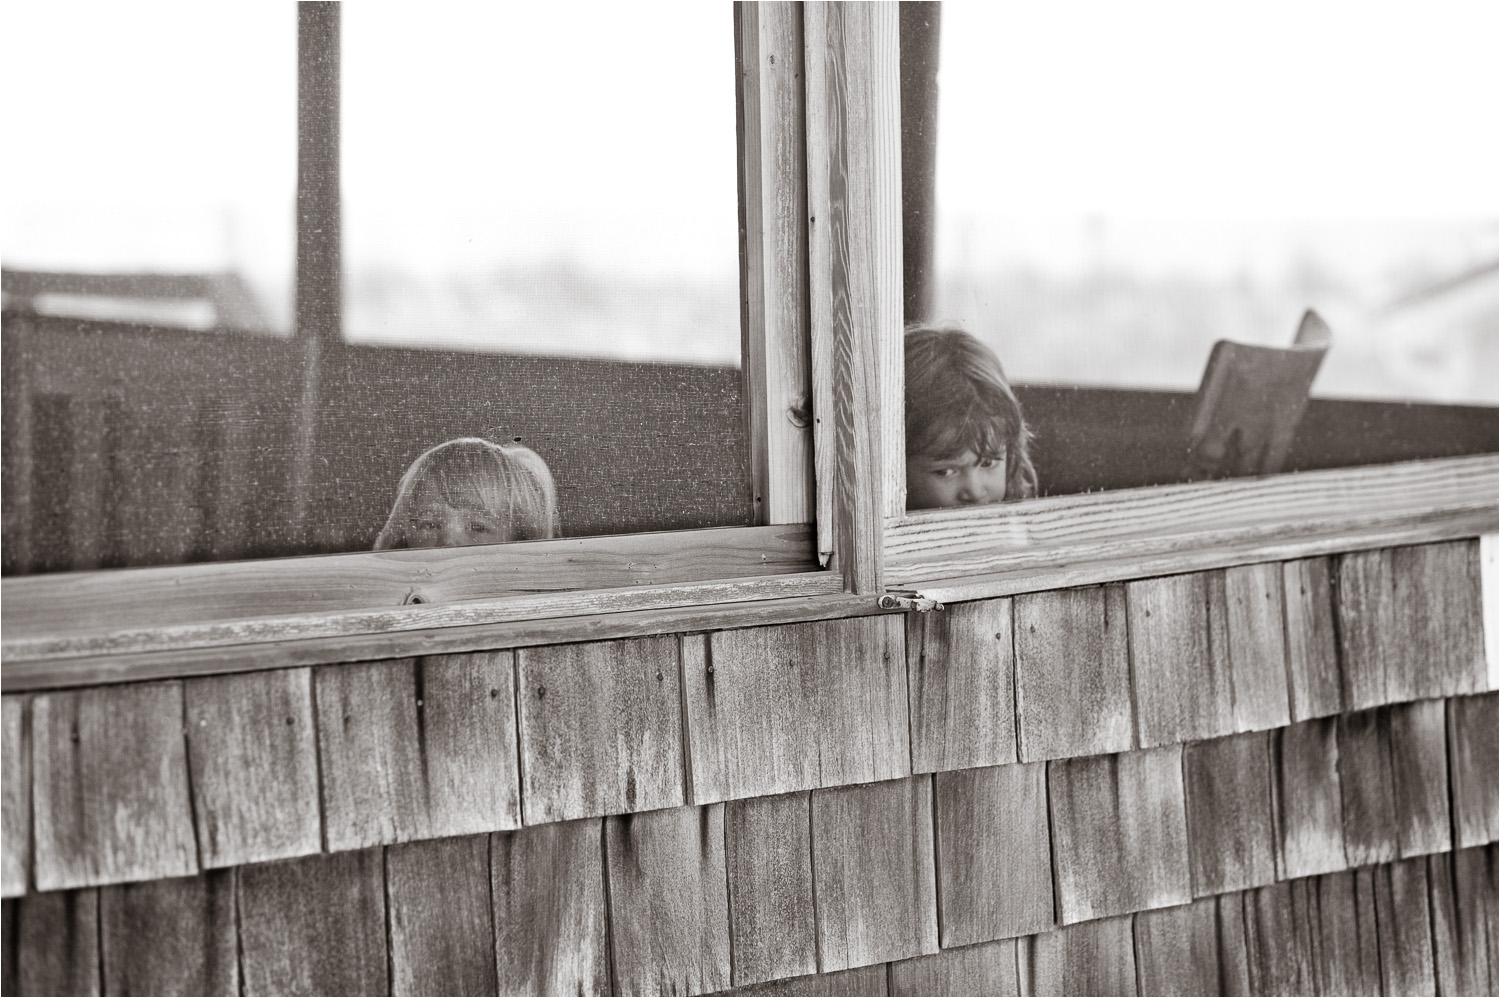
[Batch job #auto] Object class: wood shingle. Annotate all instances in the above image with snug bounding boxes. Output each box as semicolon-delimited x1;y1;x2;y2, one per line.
605;804;732;997
1049;746;1191;923
682;617;909;804
932;762;1053;945
907;599;1017;773
811;776;939;971
31;682;197;891
1013;585;1133;763
492;818;609;996
724;791;818;987
183;667;321;868
518;636;684;823
1182;731;1277;896
386;834;498;997
99;871;238;997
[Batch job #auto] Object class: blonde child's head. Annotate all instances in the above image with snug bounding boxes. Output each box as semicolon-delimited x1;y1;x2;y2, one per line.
904;324;1037;509
374;437;560;550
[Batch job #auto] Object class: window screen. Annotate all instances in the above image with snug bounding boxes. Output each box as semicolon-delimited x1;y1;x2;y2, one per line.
2;3;750;575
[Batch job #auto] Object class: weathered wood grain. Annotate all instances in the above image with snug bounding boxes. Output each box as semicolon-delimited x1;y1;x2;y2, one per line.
1182;731;1277;896
2;697;29;896
604;803;731;997
3;524;825;657
1243;879;1318;997
238;848;388;997
1339;541;1487;710
811;776;938;971
682;616;908;804
804;0;901;592
1013;585;1133;762
736;1;814;528
724;791;817;987
31;682;197;890
1132;898;1221;997
1428;847;1499;997
386;834;496;997
15;889;99;996
907;599;1017;773
1483;533;1497;688
1373;856;1438;996
9;589;880;695
492;818;609;996
518;636;683;823
99;870;237;996
889;938;1019;996
1271;716;1346;879
885;453;1499;587
1282;557;1343;720
1218;563;1293;731
1387;698;1451;857
1020;915;1137;997
933;763;1053;945
183;667;320;868
316;652;522;849
1393;540;1487;700
1213;891;1252;997
714;963;888;996
2;898;14;996
1337;706;1400;867
1448;692;1500;847
1048;745;1191;923
1127;573;1232;747
1310;867;1382;997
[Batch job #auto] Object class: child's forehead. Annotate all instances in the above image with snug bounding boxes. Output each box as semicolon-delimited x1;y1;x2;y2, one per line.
912;448;1005;467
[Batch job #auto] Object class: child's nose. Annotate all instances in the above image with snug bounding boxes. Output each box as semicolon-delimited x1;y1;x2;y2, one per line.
956;470;987;503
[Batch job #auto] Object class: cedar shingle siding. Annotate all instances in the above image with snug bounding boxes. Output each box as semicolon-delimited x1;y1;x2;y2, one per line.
2;539;1495;995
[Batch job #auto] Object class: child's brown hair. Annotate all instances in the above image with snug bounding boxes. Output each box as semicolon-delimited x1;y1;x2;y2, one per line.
904;324;1037;499
374;437;560;549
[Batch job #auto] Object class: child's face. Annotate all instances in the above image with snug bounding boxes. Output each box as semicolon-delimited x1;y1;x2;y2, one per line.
906;450;1009;509
406;483;514;548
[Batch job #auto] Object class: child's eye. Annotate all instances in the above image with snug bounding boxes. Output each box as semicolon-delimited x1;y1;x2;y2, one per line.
413;519;441;532
932;468;958;479
978;457;1003;469
469;521;493;534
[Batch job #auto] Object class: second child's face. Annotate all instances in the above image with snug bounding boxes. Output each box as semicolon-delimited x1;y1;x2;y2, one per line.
906;450;1009;509
407;485;512;548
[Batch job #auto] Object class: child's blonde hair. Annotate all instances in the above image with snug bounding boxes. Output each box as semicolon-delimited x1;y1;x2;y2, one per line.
904;324;1038;499
374;437;560;549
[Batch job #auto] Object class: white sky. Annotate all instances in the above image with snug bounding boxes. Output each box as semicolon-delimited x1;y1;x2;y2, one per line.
935;0;1499;283
2;1;1496;295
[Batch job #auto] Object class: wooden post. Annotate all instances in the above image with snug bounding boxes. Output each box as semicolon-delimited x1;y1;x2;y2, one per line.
899;2;940;325
806;2;903;592
735;2;814;528
289;2;341;547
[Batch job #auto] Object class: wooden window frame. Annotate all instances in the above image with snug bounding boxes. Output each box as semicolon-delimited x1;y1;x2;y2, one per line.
4;2;1496;692
1;2;892;690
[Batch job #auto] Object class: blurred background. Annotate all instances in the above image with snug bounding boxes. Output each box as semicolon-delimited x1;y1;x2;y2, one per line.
933;1;1498;405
